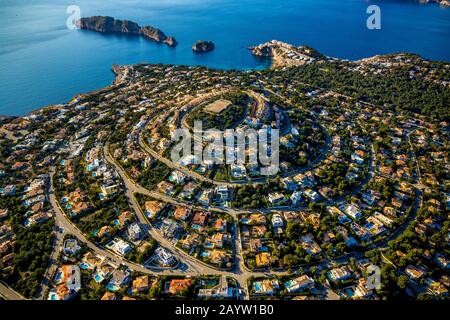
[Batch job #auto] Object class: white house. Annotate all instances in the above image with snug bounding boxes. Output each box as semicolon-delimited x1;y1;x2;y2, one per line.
290;191;303;205
268;193;285;205
271;214;284;228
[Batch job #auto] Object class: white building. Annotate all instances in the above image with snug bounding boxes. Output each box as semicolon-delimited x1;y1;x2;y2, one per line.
290;191;303;205
271;214;284;228
268;193;285;205
106;238;132;256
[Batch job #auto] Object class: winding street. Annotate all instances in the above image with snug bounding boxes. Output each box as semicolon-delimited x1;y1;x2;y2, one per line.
103;143;255;298
27;134;421;301
142;89;330;187
24;92;423;301
0;281;26;300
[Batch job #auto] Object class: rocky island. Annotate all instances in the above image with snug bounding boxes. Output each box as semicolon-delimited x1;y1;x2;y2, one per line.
192;40;215;53
0;37;449;302
76;16;177;47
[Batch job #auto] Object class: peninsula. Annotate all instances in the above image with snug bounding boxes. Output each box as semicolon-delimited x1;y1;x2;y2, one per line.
250;40;326;68
0;40;448;303
76;16;178;47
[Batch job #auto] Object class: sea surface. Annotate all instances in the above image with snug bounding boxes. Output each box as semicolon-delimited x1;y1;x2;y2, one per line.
0;0;449;116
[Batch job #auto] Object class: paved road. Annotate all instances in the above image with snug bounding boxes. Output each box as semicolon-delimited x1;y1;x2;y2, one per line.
103;139;391;297
37;137;421;302
104;143;272;297
143;89;331;187
31;93;422;301
0;281;26;300
103;143;256;296
48;168;191;276
34;222;64;300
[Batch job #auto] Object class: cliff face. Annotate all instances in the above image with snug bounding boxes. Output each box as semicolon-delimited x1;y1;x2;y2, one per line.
76;16;177;47
140;26;177;46
192;41;215;53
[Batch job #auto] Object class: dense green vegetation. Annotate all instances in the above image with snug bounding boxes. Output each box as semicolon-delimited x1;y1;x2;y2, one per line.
265;61;450;122
0;196;54;298
186;91;249;130
126;238;157;264
138;161;171;190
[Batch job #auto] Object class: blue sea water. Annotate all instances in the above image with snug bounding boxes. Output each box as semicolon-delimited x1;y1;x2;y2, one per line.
0;0;449;116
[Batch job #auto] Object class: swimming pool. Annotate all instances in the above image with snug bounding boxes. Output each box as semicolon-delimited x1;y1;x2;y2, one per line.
365;223;374;229
54;271;62;283
106;283;119;292
240;218;249;224
48;292;58;301
284;280;295;289
94;273;104;283
253;282;262;292
79;262;90;270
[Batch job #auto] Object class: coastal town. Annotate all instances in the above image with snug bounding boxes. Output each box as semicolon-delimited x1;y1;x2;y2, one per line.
0;40;448;301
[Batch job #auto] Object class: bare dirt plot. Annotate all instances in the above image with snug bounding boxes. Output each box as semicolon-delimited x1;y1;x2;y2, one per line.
204;99;232;114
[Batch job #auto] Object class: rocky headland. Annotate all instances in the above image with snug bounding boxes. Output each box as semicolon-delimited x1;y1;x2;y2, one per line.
76;16;177;47
250;40;326;68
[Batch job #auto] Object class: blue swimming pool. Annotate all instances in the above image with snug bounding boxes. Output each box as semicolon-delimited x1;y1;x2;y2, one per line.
106;283;119;291
253;282;262;292
48;292;58;301
94;274;104;283
284;280;295;288
204;242;214;249
79;262;90;270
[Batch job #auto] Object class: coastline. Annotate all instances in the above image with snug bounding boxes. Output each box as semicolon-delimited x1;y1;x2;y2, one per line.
2;0;450;118
2;44;449;119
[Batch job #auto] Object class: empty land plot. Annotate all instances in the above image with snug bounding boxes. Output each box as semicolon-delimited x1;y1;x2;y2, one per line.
204;99;232;114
